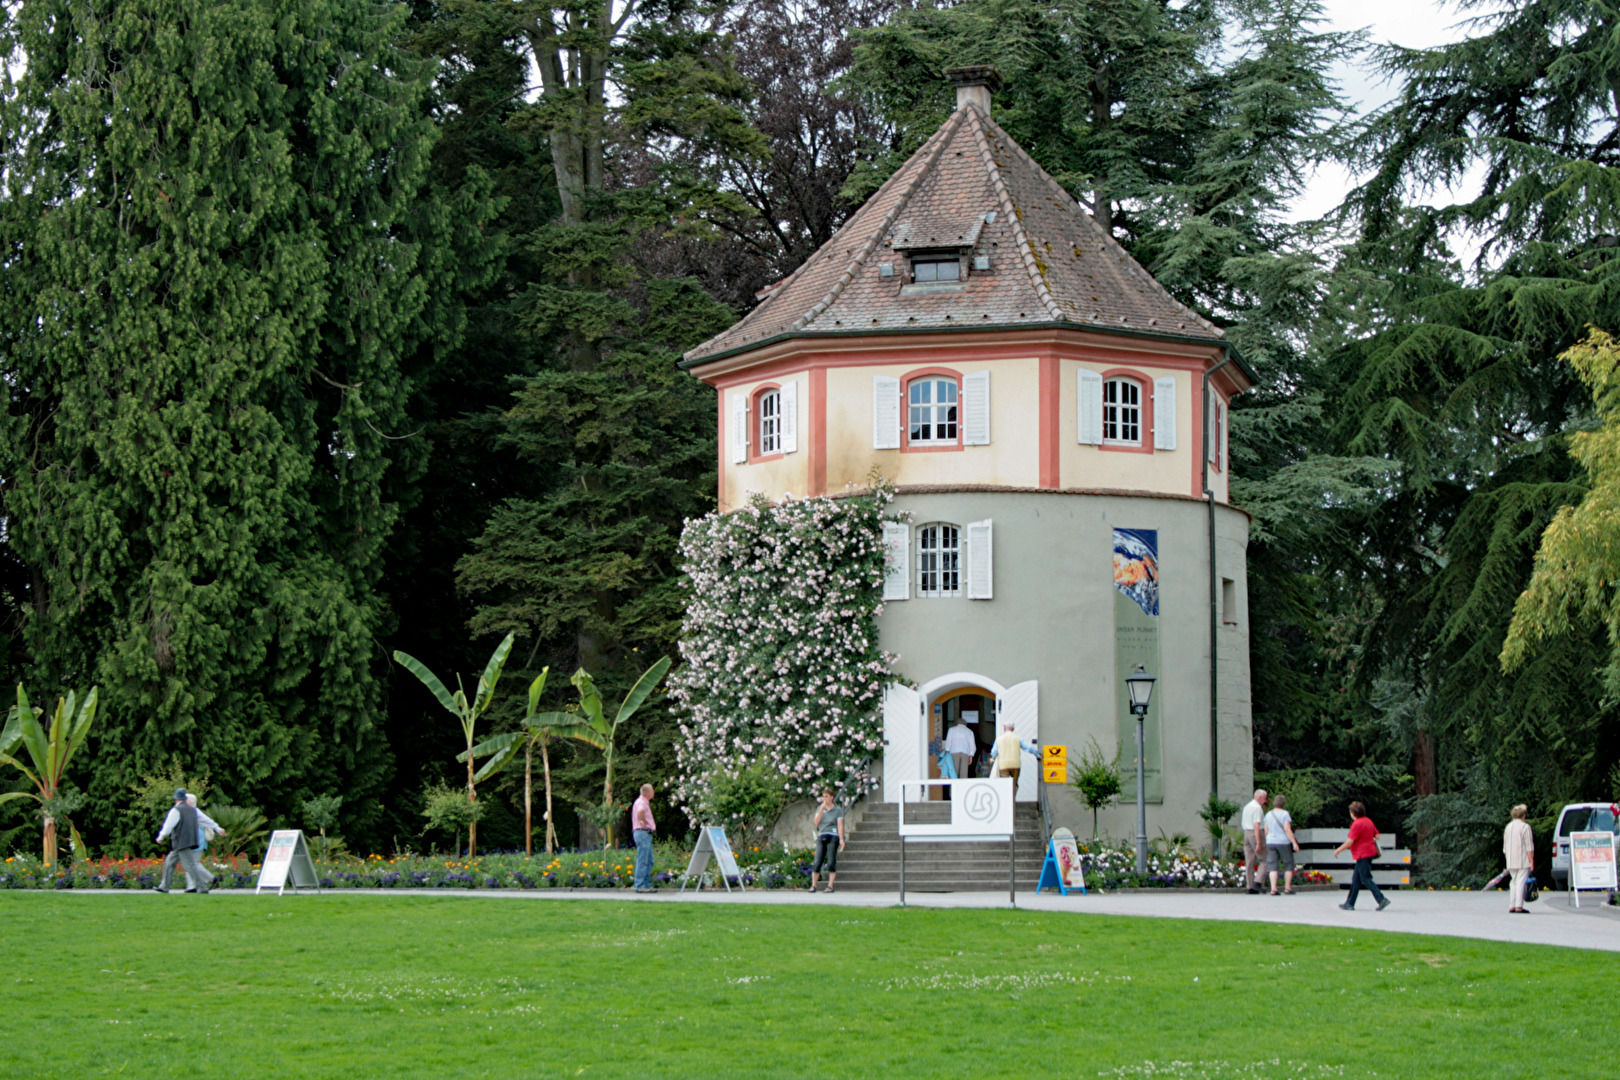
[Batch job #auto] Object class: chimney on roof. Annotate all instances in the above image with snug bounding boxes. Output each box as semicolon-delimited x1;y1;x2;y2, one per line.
946;65;1002;113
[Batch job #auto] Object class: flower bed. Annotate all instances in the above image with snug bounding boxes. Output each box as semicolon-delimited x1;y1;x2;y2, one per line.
1072;842;1331;890
0;845;817;891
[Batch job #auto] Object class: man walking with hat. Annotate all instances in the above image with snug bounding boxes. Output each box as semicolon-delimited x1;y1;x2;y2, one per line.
155;788;224;894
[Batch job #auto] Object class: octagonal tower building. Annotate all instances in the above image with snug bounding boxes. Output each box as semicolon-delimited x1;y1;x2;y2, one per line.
678;67;1255;840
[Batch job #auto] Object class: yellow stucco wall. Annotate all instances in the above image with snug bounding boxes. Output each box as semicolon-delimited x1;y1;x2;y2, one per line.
824;358;1041;490
1057;361;1228;500
722;371;810;510
720;356;1232;506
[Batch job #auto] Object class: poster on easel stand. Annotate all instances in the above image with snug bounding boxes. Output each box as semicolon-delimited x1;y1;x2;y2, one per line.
680;826;745;892
1570;831;1617;907
1036;828;1086;896
255;830;321;895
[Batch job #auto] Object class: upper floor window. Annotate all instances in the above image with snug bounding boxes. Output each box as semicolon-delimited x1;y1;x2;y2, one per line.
1103;378;1141;445
912;255;961;282
909;377;958;444
917;523;961;597
758;389;781;455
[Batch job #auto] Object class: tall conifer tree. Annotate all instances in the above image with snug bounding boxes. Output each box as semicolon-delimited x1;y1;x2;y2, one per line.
0;0;495;849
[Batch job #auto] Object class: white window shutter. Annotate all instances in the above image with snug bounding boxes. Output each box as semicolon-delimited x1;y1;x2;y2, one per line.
1077;369;1103;445
873;375;901;449
730;392;748;464
965;518;993;599
1207;393;1218;464
1218;401;1228;471
1153;377;1177;450
963;370;990;445
780;379;798;454
881;522;910;601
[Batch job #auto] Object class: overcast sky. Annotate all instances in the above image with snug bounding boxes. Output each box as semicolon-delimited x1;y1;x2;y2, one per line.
1287;0;1489;222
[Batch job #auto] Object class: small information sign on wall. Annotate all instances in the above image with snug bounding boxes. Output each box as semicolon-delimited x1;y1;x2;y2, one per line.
255;830;320;895
1042;745;1067;784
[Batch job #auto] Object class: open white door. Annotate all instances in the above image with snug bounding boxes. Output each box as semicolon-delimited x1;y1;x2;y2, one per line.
1000;680;1039;802
882;682;923;803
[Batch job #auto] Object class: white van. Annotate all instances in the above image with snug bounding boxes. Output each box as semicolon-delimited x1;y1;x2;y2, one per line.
1552;802;1619;889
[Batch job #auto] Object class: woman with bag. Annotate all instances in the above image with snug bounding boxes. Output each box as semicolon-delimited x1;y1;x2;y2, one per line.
1264;794;1300;895
1503;804;1534;914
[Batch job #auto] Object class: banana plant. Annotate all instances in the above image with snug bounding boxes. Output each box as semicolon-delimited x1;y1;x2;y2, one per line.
558;656;671;849
459;667;566;857
393;633;514;856
0;683;98;867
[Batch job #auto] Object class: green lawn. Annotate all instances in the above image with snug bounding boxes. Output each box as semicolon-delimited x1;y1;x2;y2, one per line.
1;894;1612;1079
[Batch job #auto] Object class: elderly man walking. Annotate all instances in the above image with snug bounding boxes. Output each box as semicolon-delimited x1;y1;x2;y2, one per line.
1503;804;1535;914
988;723;1039;784
1240;789;1268;894
631;784;657;893
155;789;223;895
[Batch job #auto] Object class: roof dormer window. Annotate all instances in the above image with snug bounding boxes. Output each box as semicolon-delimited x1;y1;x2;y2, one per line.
912;255;961;283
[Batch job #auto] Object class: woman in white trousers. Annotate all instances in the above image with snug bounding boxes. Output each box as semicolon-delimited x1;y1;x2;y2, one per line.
1503;804;1534;914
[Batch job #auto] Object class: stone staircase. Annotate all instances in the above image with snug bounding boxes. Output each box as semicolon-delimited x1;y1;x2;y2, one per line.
829;800;1048;892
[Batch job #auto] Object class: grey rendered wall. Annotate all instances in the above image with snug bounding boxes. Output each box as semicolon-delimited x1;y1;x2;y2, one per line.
877;490;1252;845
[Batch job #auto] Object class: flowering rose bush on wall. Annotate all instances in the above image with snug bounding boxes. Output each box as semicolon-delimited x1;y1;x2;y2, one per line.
670;485;899;822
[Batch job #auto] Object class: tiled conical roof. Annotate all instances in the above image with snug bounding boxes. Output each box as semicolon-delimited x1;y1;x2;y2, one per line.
682;101;1223;366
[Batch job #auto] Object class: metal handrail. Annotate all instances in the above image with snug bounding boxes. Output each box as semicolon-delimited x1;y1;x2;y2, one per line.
1037;769;1053;844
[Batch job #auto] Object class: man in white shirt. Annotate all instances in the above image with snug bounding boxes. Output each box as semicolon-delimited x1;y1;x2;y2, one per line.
1240;789;1268;894
944;720;977;779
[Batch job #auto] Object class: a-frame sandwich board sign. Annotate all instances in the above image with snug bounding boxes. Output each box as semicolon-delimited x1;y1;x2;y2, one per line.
1036;829;1087;896
680;826;745;892
255;830;321;895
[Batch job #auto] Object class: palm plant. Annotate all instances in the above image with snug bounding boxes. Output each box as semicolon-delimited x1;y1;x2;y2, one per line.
459;667;567;856
0;683;98;866
1198;792;1241;859
393;632;515;856
207;804;269;860
550;657;671;849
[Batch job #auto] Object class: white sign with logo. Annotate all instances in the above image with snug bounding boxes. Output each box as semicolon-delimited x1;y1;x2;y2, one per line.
898;778;1014;839
254;830;321;895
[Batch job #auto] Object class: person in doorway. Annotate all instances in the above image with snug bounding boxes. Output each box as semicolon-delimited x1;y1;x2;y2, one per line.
631;784;657;893
1503;804;1534;914
1334;801;1389;911
945;719;976;781
988;724;1038;783
808;789;845;893
1264;794;1300;895
155;789;223;895
1240;789;1268;894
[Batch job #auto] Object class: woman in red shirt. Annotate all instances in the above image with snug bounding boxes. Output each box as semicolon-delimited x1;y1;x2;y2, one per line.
1333;801;1390;911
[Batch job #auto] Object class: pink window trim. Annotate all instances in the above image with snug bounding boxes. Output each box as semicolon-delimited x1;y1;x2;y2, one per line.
901;367;964;454
747;382;784;465
1096;368;1154;456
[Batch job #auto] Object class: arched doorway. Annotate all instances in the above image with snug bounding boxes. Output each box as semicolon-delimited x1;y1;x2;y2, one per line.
926;686;998;798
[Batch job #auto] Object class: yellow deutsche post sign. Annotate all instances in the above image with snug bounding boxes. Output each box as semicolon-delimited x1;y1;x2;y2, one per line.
1042;745;1067;784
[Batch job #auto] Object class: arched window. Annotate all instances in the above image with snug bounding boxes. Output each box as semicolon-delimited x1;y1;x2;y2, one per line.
758;388;781;455
916;523;961;597
1103;377;1141;445
908;376;959;445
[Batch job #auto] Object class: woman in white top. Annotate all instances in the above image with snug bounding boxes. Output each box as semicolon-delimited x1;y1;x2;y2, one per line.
1264;794;1301;895
1503;804;1534;914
